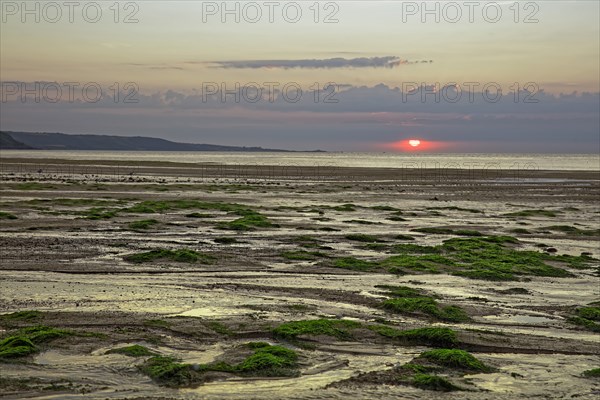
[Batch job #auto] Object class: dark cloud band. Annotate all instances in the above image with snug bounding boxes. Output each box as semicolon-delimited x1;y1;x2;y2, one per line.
207;57;432;69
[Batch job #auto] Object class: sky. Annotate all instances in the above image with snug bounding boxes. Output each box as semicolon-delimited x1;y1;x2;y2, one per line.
1;0;599;152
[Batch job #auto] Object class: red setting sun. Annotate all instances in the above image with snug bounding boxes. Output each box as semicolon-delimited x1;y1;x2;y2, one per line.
396;138;428;151
376;139;450;152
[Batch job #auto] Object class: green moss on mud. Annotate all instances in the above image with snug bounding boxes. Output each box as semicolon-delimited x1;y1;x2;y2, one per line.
382;298;469;322
418;349;493;372
412;374;462;391
412;227;482;236
140;343;299;387
568;306;600;332
345;234;381;243
217;211;275;231
582;368;600;378
124;249;215;264
273;319;361;340
214;237;238;244
0;326;73;359
128;219;159;230
328;235;572;281
0;311;43;322
504;209;560;218
0;211;17;219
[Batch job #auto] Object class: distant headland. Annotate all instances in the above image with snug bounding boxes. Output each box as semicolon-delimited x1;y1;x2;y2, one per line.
0;131;324;152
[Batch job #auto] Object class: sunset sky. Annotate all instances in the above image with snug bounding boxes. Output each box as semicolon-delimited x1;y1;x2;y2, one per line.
1;0;599;152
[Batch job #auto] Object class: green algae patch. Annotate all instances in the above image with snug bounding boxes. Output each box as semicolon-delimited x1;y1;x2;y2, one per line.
363;243;389;251
186;212;214;219
127;200;248;214
412;374;462;391
343;220;380;225
273;319;361;340
442;237;572;280
376;285;469;322
207;321;232;336
387;215;408;222
140;343;300;387
144;319;170;328
390;244;441;254
127;219;159;231
379;254;455;274
124;249;216;264
332;203;357;212
328;235;580;281
375;285;423;298
333;257;378;271
0;211;17;220
236;344;299;376
576;307;600;321
412;227;482;236
83;207;119;220
426;206;483;214
418;349;493;372
395;234;415;241
568;306;600;332
504;209;560;218
139;356;199;387
382;298;469;322
281;250;328;261
126;200;276;230
214;237;238;244
345;234;381;243
0;311;43;322
551;253;599;269
107;344;157;357
331;332;494;391
18;326;73;344
541;225;600;236
291;235;320;248
0;336;37;358
216;211;275;231
372;205;401;212
0;326;73;359
582;368;600;378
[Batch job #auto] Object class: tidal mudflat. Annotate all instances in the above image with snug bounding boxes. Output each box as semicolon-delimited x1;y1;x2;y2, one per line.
0;157;599;399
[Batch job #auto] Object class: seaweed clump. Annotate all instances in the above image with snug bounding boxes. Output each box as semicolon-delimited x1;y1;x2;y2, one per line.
139;343;299;387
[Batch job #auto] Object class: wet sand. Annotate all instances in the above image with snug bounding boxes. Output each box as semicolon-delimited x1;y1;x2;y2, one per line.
0;158;599;399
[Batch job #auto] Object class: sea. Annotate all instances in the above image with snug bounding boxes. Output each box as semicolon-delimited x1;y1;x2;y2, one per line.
0;151;598;171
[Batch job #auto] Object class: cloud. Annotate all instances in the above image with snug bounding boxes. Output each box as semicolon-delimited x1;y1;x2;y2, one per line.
124;63;185;71
203;56;432;69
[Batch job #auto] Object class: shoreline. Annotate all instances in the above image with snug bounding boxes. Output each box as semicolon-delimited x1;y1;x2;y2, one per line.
1;157;599;180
